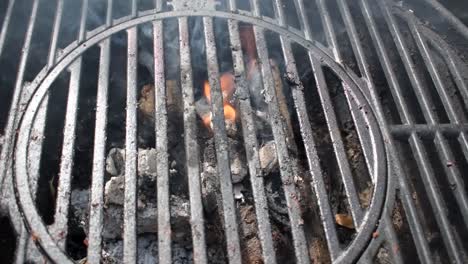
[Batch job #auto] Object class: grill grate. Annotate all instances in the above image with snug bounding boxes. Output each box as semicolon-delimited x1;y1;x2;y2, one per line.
0;0;467;263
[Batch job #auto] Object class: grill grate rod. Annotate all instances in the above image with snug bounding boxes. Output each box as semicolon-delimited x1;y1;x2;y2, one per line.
296;0;364;227
123;27;139;263
316;0;375;180
51;0;90;248
154;19;172;264
0;0;15;57
204;16;243;264
87;38;111;264
390;124;468;136
379;0;468;234
51;58;82;249
417;26;468;160
406;12;468;186
0;0;39;193
361;0;465;262
179;16;209;264
337;1;433;262
227;1;277;263
87;2;113;262
276;0;343;259
253;26;310;264
250;2;311;263
47;0;64;68
315;0;403;262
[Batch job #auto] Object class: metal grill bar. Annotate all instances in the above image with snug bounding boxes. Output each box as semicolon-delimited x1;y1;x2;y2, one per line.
273;0;341;259
227;2;277;262
47;0;64;68
51;0;90;246
379;0;468;231
52;58;82;249
155;0;163;12
419;26;468;160
284;39;342;258
87;2;113;261
153;19;172;263
381;213;404;264
179;16;208;264
78;0;89;43
0;0;38;190
319;1;401;262
250;3;310;263
291;2;346;258
316;0;375;178
106;0;113;27
15;77;50;264
0;0;14;57
15;227;28;264
203;17;242;264
131;0;138;18
408;14;468;157
423;0;468;40
296;0;364;227
390;124;468;136
253;27;310;264
87;38;111;264
406;14;468;175
337;2;434;262
123;27;139;263
360;0;464;262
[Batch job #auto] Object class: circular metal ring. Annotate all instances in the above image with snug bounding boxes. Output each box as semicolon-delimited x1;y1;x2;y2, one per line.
13;10;387;263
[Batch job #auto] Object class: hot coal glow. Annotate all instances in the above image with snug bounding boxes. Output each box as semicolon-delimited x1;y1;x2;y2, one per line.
202;72;237;128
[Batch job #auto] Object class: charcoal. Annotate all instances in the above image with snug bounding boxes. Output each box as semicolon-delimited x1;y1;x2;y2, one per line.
259;140;279;175
100;194;190;241
101;234;193;264
106;148;158;178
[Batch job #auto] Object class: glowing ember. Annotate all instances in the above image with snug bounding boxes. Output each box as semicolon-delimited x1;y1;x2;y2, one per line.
202;73;237;128
203;73;235;103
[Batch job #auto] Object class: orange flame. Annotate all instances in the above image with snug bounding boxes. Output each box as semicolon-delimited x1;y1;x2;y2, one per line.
203;73;235;103
203;73;237;128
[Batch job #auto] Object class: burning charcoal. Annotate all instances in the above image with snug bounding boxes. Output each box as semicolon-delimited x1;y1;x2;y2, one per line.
104;176;125;206
138;149;158;177
101;195;190;241
138;80;183;123
239;205;263;264
259;141;279;175
266;178;290;226
106;148;124;176
229;138;248;184
196;95;238;137
196;72;239;137
138;84;155;120
70;189;90;233
230;158;247;183
102;235;193;264
195;97;212;128
166;80;183;114
105;148;158;178
201;164;219;213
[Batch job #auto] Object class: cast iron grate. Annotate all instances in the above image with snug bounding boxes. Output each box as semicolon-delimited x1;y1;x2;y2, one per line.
0;0;467;263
